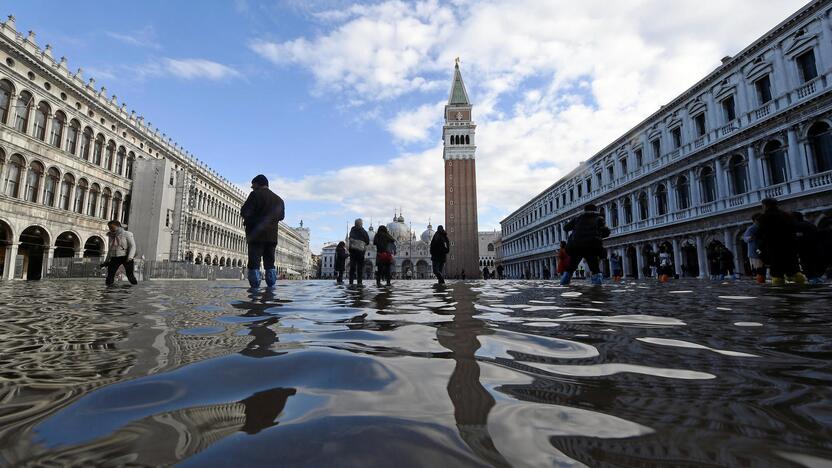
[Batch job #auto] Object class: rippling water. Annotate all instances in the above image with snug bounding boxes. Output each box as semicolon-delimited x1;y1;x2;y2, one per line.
1;279;831;467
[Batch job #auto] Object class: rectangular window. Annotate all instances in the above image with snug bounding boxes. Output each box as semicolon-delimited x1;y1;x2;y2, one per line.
755;75;772;104
577;184;582;197
596;172;602;186
586;178;592;193
569;189;574;202
607;166;614;181
651;139;661;158
722;96;736;122
165;210;171;227
634;149;643;167
796;50;818;82
694;113;706;136
620;158;628;175
671;127;682;148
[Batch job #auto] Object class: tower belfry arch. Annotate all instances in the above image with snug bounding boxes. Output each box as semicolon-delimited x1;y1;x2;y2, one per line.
442;61;479;278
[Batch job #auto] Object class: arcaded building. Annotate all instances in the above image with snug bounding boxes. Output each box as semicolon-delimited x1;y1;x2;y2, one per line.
500;0;832;279
0;15;309;280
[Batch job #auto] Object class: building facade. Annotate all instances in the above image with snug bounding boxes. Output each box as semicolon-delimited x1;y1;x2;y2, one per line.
478;231;498;270
500;1;832;279
0;15;308;280
444;61;480;278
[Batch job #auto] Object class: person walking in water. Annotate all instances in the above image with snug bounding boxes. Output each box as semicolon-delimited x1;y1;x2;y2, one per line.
103;220;138;286
373;224;396;287
560;204;611;286
430;225;450;285
241;174;285;289
743;213;765;283
334;241;348;285
718;246;736;280
658;245;673;282
348;219;369;286
757;198;805;285
610;252;623;281
556;241;570;277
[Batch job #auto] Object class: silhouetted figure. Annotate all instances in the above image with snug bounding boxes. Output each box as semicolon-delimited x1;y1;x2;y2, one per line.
561;204;610;285
743;213;765;283
757;198;805;285
430;225;450;285
348;219;369;286
496;264;504;279
373;225;396;287
335;241;348;285
241;174;285;289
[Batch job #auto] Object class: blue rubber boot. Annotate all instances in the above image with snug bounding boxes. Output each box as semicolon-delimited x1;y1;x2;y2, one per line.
265;268;277;288
247;268;262;289
590;273;603;285
559;271;572;286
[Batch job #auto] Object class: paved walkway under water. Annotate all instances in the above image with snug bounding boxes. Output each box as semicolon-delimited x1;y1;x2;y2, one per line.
0;279;830;467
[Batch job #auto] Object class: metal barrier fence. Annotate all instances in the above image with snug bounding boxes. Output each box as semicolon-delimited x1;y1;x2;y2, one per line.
46;258;245;281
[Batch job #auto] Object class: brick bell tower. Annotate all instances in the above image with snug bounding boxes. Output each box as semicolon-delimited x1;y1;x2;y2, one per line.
443;60;479;279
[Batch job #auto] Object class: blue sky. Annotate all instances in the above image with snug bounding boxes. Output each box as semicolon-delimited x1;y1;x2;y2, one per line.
5;0;808;251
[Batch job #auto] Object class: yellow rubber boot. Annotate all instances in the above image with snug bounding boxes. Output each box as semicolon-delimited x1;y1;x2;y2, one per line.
771;276;785;285
788;272;807;284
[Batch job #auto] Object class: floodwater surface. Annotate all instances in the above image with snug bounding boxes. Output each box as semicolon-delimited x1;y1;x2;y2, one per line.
0;279;831;467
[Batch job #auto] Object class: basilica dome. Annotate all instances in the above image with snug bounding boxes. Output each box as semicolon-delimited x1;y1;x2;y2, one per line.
421;223;434;243
386;214;412;243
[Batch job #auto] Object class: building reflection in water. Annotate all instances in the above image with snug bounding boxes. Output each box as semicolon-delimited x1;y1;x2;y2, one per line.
435;283;511;467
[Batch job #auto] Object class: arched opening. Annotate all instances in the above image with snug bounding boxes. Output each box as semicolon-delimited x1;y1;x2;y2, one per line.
637;191;649;220
735;229;751;276
681;241;699;277
125;153;135;180
676;175;690;209
642;244;655;277
54;231;78;258
416;260;429;279
465;135;470;144
195;253;203;265
4;153;24;198
92;134;104;165
50;110;65;148
14;90;33;133
74;178;88;214
401;259;413;279
623;198;633;224
80;127;93;160
610;202;619;227
763;140;788;185
43;167;59;207
87;183;100;217
83;236;104;258
0;219;13;278
59;173;74;210
212;256;219;266
706;239;725;277
204;254;212;265
100;187;111;219
116;146;126;176
112;191;122;221
728;154;748;195
0;79;13;124
66;119;80;155
700;166;716;203
808;121;832;173
24;160;44;203
18;226;49;280
33;101;50;140
626;246;638;279
655;184;668;215
104;140;116;171
185;251;194;262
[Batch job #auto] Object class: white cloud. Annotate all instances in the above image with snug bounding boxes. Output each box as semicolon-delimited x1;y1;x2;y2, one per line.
162;58;241;80
252;0;808;250
105;26;161;50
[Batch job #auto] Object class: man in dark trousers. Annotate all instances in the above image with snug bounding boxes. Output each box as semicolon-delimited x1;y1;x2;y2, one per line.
348;219;370;285
430;225;450;285
560;203;611;286
757;198;804;285
103;220;138;286
241;174;285;289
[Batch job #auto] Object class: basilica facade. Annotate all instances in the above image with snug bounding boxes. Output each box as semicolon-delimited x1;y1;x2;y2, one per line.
501;0;832;279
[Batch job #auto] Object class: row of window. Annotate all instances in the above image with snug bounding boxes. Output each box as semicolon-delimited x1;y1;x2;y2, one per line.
0;149;129;222
187;219;246;253
504;47;824;235
184;252;244;267
0;79;136;179
503;121;832;256
192;189;243;229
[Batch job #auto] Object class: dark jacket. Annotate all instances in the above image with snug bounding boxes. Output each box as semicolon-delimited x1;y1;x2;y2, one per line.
241;187;285;243
794;219;820;253
564;210;610;248
348;226;370;252
373;229;397;255
757;208;797;261
335;244;348;271
430;231;450;261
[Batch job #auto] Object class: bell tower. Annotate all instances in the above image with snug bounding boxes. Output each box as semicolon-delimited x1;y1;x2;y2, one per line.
443;60;479;279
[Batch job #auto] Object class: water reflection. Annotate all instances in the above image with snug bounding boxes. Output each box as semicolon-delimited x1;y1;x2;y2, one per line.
0;280;830;466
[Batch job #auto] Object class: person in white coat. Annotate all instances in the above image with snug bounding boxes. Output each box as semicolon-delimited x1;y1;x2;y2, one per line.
103;220;138;286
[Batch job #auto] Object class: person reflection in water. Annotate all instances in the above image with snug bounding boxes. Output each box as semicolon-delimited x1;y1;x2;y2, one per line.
231;288;286;358
240;387;297;435
436;283;510;467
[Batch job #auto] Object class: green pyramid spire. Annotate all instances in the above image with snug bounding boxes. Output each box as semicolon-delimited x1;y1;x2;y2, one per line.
448;61;470;106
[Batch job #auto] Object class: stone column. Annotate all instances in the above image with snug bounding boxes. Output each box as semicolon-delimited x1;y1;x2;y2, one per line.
43;247;53;278
635;244;645;278
787;127;806;179
617;200;625;225
723;229;737;274
689;168;700;206
43;113;53;143
672;238;682;276
696;235;707;279
715;157;728;202
668;177;678;212
3;243;19;280
5;93;17;128
747;145;761;191
816;11;832;73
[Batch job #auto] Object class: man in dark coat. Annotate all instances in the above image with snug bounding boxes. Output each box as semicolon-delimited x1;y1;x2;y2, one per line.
430;225;450;285
757;198;804;285
793;211;823;284
241;174;285;288
348;219;370;285
561;203;611;285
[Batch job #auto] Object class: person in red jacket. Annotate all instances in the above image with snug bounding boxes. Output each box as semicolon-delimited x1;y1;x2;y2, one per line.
556;241;570;275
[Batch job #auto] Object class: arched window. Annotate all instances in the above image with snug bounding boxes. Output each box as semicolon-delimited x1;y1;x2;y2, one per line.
74;179;88;214
729;154;748;195
116;146;126;175
763;141;788;185
33;101;49;140
638;191;649;220
676;175;690;209
623;198;633;224
24;160;44;203
66;119;80;155
14;91;33;133
0;79;13;124
93;135;104;165
79;127;93;160
50;110;65;147
700;166;716;203
125;153;135;180
59;173;74;210
88;183;100;217
4;154;24;197
808;121;832;173
487;243;494;251
100;187;111;219
465;135;470;144
610;202;619;227
112;191;122;220
655;184;668;215
104;140;115;171
43;167;59;207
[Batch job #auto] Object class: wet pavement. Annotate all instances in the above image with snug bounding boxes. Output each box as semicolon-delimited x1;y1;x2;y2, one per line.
0;278;831;467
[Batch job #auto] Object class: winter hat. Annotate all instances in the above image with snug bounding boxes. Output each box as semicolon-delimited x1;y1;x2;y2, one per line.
252;174;269;187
